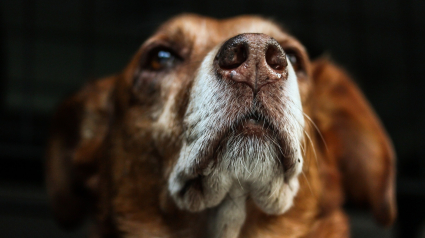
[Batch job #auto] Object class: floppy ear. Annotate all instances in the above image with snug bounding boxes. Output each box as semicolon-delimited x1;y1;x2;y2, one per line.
311;58;396;226
45;77;115;229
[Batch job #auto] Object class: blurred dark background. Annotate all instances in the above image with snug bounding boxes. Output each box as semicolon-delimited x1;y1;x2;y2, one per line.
1;0;424;237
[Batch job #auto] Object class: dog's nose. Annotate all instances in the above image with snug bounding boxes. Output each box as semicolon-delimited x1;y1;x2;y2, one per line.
215;33;288;94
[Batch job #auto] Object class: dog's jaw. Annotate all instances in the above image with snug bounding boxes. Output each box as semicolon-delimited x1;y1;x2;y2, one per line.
168;46;305;237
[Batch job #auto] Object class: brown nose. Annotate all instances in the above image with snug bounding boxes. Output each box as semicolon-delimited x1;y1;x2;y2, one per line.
215;33;288;94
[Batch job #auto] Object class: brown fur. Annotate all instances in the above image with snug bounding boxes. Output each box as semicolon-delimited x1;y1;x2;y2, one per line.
46;14;396;237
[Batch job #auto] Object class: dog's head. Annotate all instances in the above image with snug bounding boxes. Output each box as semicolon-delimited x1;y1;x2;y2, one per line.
46;14;396;237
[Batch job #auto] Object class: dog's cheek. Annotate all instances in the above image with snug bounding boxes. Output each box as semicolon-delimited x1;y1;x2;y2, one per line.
153;78;194;162
131;73;163;107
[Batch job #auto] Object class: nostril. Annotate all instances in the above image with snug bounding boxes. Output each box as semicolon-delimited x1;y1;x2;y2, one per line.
218;42;248;70
266;44;287;71
215;34;288;93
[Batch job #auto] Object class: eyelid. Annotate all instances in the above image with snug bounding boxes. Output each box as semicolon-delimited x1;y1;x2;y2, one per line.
143;40;184;57
141;44;183;71
283;47;300;57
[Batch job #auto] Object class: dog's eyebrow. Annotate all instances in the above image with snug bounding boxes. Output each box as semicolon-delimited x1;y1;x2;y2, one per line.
157;19;199;42
139;32;190;59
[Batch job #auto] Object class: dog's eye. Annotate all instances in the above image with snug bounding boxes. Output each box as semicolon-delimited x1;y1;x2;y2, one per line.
286;52;301;72
146;48;180;71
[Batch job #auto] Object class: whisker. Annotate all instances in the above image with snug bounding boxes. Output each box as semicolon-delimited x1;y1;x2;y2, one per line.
265;134;284;165
285;109;314;170
280;98;322;169
235;172;244;191
281;96;327;155
303;129;319;168
302;170;317;200
303;112;328;153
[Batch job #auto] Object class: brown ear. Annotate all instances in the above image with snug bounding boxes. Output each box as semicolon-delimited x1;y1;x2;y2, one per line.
311;58;396;226
45;76;115;229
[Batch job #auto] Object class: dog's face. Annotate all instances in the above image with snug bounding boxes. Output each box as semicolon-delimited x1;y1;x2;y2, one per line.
145;16;309;214
46;14;396;238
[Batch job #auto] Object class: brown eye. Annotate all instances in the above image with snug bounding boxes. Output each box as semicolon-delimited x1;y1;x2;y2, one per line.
146;48;180;71
286;52;301;72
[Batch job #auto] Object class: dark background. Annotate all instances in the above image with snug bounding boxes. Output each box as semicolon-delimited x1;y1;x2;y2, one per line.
1;0;424;237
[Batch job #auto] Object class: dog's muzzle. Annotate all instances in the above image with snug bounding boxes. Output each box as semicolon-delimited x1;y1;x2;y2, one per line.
168;33;304;216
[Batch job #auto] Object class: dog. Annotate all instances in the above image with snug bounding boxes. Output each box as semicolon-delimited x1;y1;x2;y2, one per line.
46;14;396;238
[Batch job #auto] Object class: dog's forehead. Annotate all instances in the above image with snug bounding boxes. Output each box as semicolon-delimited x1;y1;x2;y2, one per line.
155;14;290;50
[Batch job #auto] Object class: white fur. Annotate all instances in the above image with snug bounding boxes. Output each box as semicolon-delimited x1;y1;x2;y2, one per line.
168;45;305;238
209;185;247;238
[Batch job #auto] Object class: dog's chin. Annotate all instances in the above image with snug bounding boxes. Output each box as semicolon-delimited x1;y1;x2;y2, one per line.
168;121;302;215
